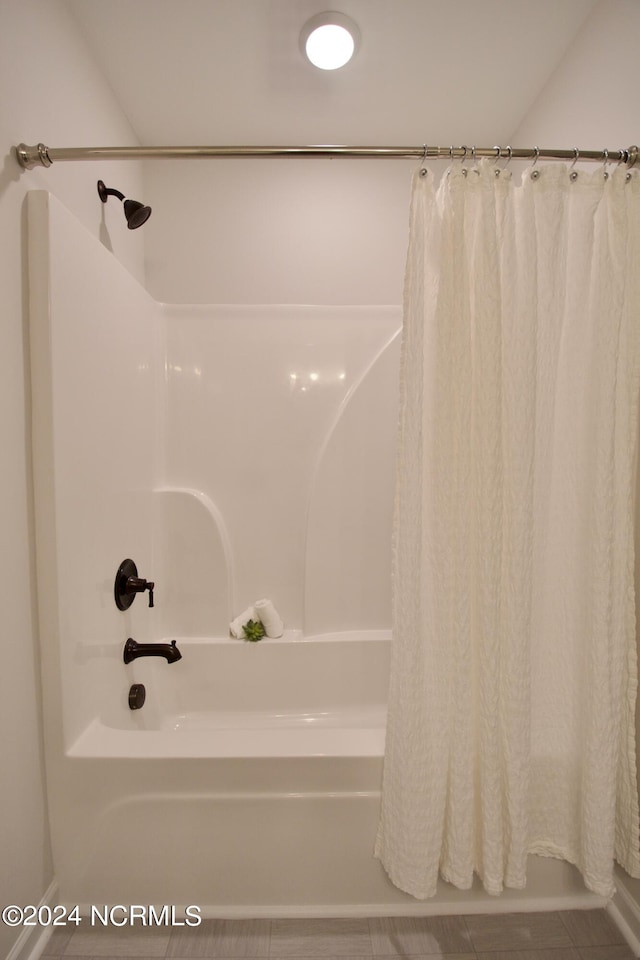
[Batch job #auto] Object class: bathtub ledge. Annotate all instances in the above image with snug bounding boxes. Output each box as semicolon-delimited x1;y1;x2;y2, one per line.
67;716;386;760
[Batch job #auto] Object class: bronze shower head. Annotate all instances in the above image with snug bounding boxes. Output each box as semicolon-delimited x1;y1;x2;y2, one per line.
97;180;151;229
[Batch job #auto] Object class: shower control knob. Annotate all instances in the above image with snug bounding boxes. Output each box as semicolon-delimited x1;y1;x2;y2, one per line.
127;577;154;607
114;559;155;610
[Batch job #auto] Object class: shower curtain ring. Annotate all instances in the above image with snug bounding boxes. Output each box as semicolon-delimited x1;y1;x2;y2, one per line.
419;144;429;177
569;147;580;181
617;148;631;179
530;146;541;180
459;146;468;176
602;148;609;180
528;146;542;180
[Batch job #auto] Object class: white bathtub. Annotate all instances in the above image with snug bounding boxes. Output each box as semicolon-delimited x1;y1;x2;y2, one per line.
51;630;606;915
52;632;405;912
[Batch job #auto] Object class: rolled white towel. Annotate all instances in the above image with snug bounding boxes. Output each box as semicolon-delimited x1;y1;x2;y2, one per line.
229;605;257;639
254;598;284;638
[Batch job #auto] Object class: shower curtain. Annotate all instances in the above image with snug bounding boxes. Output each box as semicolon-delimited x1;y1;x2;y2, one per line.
375;159;640;899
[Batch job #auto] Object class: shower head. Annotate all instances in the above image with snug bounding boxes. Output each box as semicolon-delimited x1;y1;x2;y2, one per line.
97;180;151;229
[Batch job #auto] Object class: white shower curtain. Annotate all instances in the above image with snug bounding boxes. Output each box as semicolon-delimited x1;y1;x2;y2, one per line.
375;159;640;899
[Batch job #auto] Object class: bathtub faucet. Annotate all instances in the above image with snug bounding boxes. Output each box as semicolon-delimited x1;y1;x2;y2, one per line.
123;638;182;664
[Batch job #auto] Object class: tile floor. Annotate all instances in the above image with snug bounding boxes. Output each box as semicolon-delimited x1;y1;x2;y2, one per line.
41;910;637;960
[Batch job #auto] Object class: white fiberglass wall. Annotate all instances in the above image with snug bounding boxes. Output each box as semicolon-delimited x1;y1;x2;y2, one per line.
29;190;400;748
161;304;400;638
29;191;160;751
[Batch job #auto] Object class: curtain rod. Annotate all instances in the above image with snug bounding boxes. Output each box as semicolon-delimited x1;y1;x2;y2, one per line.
15;142;640;170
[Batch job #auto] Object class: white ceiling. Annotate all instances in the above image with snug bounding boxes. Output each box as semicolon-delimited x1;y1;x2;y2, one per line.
66;0;597;147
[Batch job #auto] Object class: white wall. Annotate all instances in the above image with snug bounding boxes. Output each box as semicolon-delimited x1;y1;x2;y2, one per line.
141;0;636;308
511;0;639;149
162;304;400;635
0;2;144;957
144;157;414;305
28;191;159;749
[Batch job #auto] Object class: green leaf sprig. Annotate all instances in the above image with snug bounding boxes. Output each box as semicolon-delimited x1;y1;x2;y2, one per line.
243;619;266;642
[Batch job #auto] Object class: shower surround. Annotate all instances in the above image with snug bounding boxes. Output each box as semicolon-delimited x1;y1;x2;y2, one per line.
27;191;606;913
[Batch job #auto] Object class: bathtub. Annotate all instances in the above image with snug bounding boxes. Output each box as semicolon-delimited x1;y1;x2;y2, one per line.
52;630;600;916
52;632;405;912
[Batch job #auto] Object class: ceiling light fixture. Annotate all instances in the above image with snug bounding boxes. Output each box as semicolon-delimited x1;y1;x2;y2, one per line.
300;12;359;70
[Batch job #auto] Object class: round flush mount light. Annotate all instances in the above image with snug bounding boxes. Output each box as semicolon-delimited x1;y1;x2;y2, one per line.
300;12;359;70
